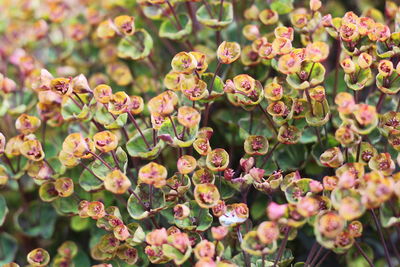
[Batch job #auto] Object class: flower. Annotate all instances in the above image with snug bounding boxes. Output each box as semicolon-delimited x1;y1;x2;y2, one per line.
138;162;168;188
217;41;241;64
104;170;132;194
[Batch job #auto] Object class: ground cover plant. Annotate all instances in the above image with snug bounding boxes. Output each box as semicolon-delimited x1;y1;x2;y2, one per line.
1;0;400;266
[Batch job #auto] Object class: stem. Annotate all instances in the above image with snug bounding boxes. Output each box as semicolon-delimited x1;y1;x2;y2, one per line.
315;127;322;145
315;250;331;267
127;112;151;150
376;92;386;113
305;242;319;266
128;188;147;210
261;142;279;168
215;0;224;45
43;159;55;174
262;253;265;267
305;88;314;116
370;209;393;267
111;150;122;171
149;185;153;211
41;120;47;149
203;103;211;127
69;95;83;109
249;111;253;134
166;0;183;30
105;104;129;141
258;104;278;135
237;227;251;267
273;226;291;267
79;162;102;182
309;246;324;266
397;95;400;112
89;151;114;170
208;61;222;94
202;0;214;18
168;115;180;140
354;241;374;267
73;92;85;106
2;154;16;174
356;142;361;162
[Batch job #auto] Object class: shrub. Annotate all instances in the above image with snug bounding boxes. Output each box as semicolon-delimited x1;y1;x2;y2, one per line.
0;0;400;266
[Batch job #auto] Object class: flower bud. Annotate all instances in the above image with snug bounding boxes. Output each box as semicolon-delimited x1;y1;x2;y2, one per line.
114;15;135;35
378;60;394;77
20;139;45;161
257;221;279;244
27;248;50;266
357;53;373;69
310;0;321;11
194;183;220;208
87;201;106;219
340;58;356;74
267;202;288;221
239;157;255;173
113;224;131;241
320;147;344;168
217;41;241;64
259;9;278;25
93;131;118;153
171;52;197;74
54;177;74;197
206;148;229;172
177;106;201;128
138;162;167;188
177;155;197;174
194;240;215;259
15;114;41;134
104;170;132;194
173;204;190;220
211;226;228;240
94;84;113;104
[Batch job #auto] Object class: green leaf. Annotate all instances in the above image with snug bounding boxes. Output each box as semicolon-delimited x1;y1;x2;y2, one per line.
52;196;80;215
61;97;91;121
126;128;164;159
344;68;372;91
158;117;198;147
73;249;91;267
162;244;192;265
117;29;153;60
70;216;91;232
238;116;274;140
0;195;8;226
376;72;400;95
14;201;57;239
127;183;166;220
90;147;128;179
95;105;128;129
200;72;225;102
271;0;293;14
287;62;325;90
380;200;400;228
0;232;18;265
79;167;103;192
196;1;233;29
174;201;213;231
275;144;308;172
159;14;192;40
346;242;374;267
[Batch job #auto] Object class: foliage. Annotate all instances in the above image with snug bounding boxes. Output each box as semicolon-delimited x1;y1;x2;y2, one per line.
1;0;400;266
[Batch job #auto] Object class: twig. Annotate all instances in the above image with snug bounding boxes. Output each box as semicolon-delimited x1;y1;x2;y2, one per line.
273;226;291;267
370;209;393;267
354;241;374;267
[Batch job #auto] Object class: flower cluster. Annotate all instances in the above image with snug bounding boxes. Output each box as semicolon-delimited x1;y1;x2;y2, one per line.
1;0;400;266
